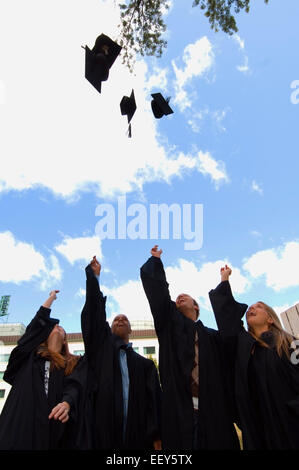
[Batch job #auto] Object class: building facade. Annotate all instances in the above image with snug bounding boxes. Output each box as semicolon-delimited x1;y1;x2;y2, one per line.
280;303;299;338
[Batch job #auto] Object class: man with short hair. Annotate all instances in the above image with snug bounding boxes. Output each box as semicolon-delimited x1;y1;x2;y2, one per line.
140;246;239;450
81;256;161;450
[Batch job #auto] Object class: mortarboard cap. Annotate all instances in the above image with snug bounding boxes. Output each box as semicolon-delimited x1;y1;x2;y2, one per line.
151;92;174;119
120;89;137;138
120;89;137;124
84;34;122;94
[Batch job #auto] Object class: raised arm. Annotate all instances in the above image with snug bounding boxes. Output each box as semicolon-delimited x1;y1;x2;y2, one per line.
42;290;60;309
81;256;110;368
209;265;248;338
140;246;173;332
4;291;60;385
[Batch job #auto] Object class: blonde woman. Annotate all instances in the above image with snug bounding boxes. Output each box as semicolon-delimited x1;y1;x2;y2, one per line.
209;265;299;450
0;290;81;450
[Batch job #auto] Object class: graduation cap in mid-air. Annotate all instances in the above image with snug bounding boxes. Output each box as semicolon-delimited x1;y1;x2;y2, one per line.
83;34;122;93
120;89;137;138
151;93;174;119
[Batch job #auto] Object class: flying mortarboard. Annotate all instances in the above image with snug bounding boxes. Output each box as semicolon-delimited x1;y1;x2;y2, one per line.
151;92;174;119
84;34;122;93
120;89;137;138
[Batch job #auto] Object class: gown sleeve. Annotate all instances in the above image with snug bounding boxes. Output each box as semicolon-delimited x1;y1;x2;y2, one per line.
3;306;59;385
80;264;111;371
209;280;248;339
61;356;87;420
61;354;95;450
140;256;174;333
209;281;248;430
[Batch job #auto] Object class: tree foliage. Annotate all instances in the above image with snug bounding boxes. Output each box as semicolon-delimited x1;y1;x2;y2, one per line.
118;0;269;69
118;0;169;71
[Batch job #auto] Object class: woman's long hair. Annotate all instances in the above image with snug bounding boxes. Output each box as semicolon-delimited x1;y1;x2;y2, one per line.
37;331;80;375
248;301;295;359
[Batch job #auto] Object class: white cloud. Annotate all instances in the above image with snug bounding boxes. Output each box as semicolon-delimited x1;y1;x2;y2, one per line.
173;89;191;111
0;80;6;105
232;34;250;75
195;151;229;188
55;235;102;264
145;66;169;92
251;230;262;238
187;108;228;134
115;148;230;189
75;288;86;298
188;118;201;133
273;302;299;315
100;258;250;323
186;110;208;133
0;3;220;200
243;241;299;291
40;255;63;290
0;231;62;287
102;280;154;322
172;37;214;111
165;258;250;311
251;180;263;195
237;56;250;75
233;34;245;50
212;109;227;130
173;37;214;88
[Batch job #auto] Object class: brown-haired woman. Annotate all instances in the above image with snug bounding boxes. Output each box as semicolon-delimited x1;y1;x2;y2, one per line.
209;265;299;450
0;290;82;450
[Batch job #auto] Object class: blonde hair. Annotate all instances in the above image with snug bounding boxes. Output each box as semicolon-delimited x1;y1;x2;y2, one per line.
37;332;79;376
248;301;294;359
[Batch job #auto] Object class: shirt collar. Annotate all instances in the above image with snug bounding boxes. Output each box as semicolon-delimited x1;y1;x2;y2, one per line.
120;342;133;350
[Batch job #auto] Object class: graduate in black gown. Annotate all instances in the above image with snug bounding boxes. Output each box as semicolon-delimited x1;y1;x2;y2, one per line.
80;256;162;450
0;290;81;450
209;264;299;449
140;246;240;450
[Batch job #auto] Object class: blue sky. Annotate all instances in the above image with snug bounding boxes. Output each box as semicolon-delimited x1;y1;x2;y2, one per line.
0;0;299;333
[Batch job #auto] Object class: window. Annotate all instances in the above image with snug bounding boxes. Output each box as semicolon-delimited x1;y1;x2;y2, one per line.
0;372;4;380
143;346;155;355
0;390;5;398
0;354;10;362
133;347;139;353
73;350;85;356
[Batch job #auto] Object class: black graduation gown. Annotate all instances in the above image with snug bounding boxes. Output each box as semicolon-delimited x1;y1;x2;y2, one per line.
0;306;80;450
209;279;299;449
140;256;240;450
80;265;162;450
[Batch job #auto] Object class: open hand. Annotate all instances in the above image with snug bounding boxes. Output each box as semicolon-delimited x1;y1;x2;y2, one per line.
151;245;162;258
